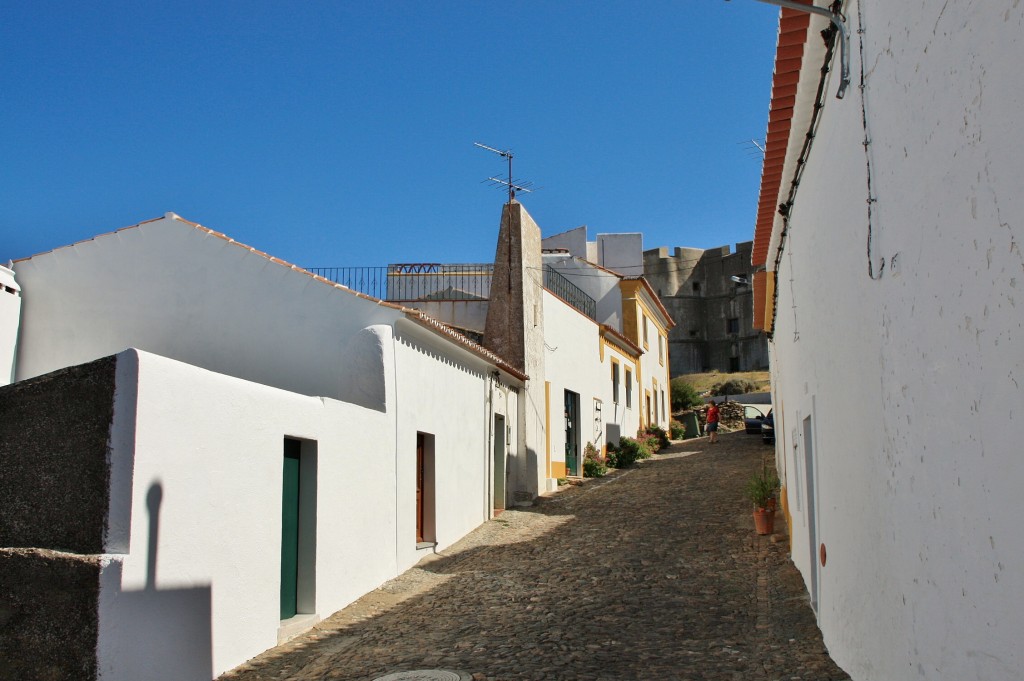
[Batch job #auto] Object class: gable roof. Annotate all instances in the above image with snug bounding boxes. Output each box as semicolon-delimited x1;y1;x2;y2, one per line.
17;213;528;380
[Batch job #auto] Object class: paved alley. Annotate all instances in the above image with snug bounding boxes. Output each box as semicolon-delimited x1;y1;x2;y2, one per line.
221;432;850;681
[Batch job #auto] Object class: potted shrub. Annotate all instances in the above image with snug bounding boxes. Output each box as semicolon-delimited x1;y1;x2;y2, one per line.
745;470;779;535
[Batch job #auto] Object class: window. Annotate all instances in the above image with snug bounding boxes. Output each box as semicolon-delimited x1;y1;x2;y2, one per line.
611;361;620;403
642;313;649;347
625;368;633;408
661;390;667;422
653;381;659;423
692;281;701;293
658;335;664;365
726;317;740;334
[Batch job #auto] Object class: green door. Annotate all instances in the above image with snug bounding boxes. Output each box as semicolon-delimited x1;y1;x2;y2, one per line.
280;439;301;620
564;390;580;476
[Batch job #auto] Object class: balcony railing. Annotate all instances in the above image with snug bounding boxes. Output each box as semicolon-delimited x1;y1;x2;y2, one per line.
308;263;596;321
544;266;596;320
307;264;493;302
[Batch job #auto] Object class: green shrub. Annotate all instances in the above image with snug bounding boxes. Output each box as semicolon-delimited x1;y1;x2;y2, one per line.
745;471;780;508
613;436;652;467
669;419;686;439
640;433;660;452
648;426;670;450
711;378;760;397
671;378;703;411
583;457;607;478
583;441;607;478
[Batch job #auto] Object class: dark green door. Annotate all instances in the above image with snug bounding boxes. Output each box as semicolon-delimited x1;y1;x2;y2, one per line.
280;439;301;620
564;390;580;476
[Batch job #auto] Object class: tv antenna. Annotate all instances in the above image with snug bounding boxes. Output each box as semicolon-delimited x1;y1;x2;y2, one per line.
738;138;766;161
474;142;536;203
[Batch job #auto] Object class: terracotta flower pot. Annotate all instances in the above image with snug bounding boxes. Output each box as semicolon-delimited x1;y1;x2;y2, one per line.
752;507;775;535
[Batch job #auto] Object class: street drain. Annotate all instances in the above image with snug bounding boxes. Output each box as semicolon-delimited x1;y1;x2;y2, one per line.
371;671;470;681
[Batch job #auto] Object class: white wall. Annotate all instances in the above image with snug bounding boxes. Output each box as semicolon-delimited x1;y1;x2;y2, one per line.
12;215;401;400
543;254;623;330
99;349;398;679
541;225;588;259
0;265;20;385
392;318;514;567
98;343;516;680
768;3;1024;679
400;299;489;333
595;233;643;276
601;342;641;447
542;291;604;477
634;289;671;430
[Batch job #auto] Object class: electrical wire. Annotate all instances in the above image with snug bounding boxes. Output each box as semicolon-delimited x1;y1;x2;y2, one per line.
768;1;844;338
858;0;884;280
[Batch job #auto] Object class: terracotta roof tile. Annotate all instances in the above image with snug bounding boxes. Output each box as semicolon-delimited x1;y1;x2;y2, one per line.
753;8;812;270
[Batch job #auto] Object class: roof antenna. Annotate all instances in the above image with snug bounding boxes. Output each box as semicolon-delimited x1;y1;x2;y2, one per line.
474;142;536;203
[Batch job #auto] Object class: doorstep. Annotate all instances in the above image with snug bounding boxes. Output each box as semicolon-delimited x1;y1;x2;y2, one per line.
277;613;320;644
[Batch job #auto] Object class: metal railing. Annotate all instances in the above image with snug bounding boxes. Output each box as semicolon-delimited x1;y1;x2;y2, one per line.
308;264;493;302
544;266;596;320
308;263;596;321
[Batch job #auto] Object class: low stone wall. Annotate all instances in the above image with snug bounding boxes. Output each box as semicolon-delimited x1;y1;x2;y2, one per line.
0;548;100;681
0;356;116;554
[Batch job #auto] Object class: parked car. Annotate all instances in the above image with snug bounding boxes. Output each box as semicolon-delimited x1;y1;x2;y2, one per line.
743;405;768;434
761;410;775;444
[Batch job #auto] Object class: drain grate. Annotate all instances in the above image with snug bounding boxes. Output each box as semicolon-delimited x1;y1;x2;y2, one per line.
371;671;470;681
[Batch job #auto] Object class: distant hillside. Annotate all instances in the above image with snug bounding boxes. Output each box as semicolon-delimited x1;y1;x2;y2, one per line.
674;370;770;395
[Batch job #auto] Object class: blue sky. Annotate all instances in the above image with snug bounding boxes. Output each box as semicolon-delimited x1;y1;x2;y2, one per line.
1;1;779;267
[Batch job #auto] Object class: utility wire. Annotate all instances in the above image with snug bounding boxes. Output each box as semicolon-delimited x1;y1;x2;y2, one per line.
858;0;884;280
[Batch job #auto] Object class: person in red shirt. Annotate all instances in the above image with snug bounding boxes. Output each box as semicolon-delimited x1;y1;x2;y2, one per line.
705;403;720;444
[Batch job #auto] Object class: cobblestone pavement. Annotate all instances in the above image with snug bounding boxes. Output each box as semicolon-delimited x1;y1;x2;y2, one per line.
221;432;851;681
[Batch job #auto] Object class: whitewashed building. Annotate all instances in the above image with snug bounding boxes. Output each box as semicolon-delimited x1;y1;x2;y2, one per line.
0;214;525;680
478;203;672;492
752;2;1024;680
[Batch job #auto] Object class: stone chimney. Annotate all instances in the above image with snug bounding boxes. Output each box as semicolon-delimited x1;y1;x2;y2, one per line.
483;201;547;502
484;201;543;373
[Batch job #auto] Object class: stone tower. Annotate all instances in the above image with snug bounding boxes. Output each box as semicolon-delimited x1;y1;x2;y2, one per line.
484;201;547;500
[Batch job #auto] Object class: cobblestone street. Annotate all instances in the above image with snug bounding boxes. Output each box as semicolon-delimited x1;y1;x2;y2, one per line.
222;432;850;681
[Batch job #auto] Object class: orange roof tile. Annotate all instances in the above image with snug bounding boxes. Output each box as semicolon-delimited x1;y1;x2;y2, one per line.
752;8;812;269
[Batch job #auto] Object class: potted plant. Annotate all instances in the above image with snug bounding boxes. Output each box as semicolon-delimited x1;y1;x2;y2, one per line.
745;470;780;535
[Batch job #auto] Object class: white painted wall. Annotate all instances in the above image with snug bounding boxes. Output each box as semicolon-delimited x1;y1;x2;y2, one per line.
601;342;641;447
542;291;604;477
767;3;1024;679
0;265;20;385
99;349;397;679
99;344;517;680
595;233;643;276
392;318;514;567
543;253;623;330
400;300;488;333
12;215;402;400
541;225;588;258
633;289;671;431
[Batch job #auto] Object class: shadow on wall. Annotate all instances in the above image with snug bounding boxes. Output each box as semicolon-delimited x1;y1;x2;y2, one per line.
337;326;387;412
100;481;213;681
